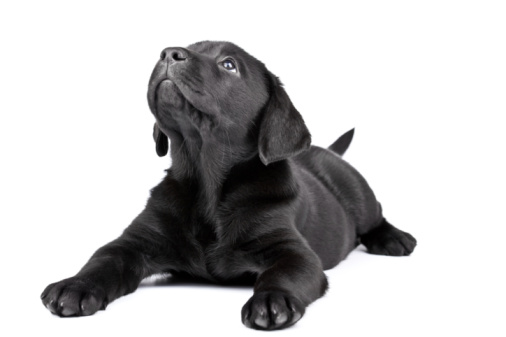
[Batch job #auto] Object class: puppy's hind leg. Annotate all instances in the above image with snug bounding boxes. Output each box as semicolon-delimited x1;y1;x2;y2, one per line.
360;219;417;256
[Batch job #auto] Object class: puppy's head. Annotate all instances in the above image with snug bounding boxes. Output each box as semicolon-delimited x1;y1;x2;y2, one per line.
147;41;311;165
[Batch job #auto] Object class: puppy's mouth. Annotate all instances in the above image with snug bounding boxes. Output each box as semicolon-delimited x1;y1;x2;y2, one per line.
157;79;182;101
148;72;184;117
148;63;205;117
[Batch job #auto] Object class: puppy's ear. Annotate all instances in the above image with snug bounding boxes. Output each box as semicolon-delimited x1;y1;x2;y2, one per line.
258;76;311;165
153;123;168;157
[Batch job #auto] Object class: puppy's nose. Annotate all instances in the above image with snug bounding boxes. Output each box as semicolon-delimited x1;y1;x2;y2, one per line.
160;47;188;63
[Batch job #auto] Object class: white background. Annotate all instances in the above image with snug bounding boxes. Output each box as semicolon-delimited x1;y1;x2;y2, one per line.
1;1;505;336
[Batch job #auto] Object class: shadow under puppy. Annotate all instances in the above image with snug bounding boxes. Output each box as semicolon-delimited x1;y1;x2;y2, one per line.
41;41;417;330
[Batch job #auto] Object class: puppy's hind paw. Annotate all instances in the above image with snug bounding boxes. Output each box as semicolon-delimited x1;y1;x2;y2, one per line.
361;220;417;256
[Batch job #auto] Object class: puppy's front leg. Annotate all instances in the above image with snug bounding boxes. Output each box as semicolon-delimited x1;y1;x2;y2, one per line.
40;213;162;317
241;236;327;330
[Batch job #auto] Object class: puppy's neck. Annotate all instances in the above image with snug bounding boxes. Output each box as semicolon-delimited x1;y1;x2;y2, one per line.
168;128;256;219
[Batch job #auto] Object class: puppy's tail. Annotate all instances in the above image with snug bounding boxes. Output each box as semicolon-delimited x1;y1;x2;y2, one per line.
328;128;355;156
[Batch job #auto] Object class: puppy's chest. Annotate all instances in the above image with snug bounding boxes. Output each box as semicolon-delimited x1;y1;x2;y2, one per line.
180;214;251;281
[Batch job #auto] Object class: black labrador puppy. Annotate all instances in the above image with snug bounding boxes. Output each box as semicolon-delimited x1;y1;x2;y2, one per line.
41;41;416;330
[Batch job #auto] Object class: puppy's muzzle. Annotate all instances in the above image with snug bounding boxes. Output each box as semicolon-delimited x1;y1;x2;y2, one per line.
148;47;188;114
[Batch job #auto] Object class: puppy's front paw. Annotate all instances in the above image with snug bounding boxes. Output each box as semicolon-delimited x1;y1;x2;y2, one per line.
241;291;304;330
41;277;107;317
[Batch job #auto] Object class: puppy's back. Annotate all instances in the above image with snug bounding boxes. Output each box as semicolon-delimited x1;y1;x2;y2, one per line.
293;146;382;235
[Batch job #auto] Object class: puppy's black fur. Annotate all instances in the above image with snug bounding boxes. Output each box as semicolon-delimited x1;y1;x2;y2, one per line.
41;41;416;330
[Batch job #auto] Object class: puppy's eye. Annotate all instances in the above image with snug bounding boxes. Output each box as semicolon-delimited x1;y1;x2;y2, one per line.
221;59;237;73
